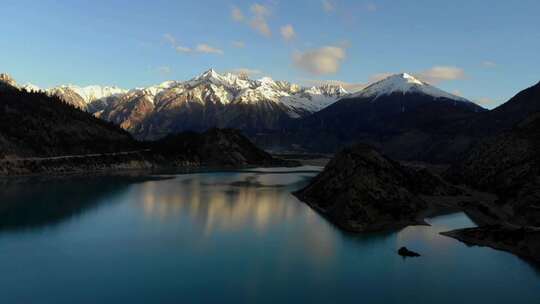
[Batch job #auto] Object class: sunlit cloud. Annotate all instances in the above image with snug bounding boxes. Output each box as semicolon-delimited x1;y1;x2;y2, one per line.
280;24;296;41
250;3;272;37
228;68;263;77
415;66;466;84
293;46;347;75
195;44;224;55
175;46;192;53
232;3;273;37
164;33;223;55
231;6;245;22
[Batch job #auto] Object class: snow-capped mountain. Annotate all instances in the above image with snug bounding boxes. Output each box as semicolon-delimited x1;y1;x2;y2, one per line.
43;69;346;118
62;69;348;139
351;73;469;102
272;73;486;161
0;73;17;88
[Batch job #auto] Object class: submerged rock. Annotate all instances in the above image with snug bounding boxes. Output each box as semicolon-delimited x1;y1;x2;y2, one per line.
398;247;421;257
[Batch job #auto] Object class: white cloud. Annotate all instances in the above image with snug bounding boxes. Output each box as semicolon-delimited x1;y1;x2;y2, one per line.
195;44;224;55
415;66;466;84
482;61;497;68
251;3;270;17
250;4;272;37
232;41;246;48
233;3;272;37
231;6;245;22
293;46;347;75
280;24;296;41
229;68;263;77
164;34;223;55
322;0;335;12
251;19;272;37
175;46;192;53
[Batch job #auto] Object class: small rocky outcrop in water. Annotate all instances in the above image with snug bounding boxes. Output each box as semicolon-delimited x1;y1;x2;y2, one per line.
398;247;421;257
294;144;459;232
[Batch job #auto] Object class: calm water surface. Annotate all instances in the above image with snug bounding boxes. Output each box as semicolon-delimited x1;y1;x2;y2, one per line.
0;167;538;303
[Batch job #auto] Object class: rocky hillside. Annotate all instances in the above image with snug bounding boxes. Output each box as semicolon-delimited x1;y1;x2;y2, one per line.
446;113;540;226
0;83;137;158
294;144;461;232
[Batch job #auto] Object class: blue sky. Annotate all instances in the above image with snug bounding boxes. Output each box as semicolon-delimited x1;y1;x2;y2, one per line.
1;0;539;108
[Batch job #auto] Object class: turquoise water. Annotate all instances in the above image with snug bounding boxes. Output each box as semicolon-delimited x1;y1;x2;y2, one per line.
0;167;538;303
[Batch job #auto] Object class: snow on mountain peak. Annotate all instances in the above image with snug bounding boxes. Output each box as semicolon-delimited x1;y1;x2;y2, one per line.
0;73;17;87
60;85;127;103
352;73;469;102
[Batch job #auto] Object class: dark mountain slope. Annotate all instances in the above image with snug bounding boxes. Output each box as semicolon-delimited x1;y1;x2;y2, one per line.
0;87;137;158
447;113;540;226
471;81;540;136
284;90;484;162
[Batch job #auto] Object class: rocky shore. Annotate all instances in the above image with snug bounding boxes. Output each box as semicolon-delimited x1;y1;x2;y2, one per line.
441;226;540;263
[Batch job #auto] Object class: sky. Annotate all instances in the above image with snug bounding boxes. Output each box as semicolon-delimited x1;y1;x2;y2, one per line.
1;0;539;108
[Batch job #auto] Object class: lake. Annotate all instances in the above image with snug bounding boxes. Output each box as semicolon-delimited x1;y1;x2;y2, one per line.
0;167;538;303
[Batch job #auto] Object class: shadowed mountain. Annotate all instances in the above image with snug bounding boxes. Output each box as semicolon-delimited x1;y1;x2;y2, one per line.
270;73;485;162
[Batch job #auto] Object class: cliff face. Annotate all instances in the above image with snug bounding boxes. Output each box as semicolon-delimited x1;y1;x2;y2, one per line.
294;144;458;232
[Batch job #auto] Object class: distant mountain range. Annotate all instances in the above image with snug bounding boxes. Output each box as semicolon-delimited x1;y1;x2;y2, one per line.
17;69;348;139
6;70;540;164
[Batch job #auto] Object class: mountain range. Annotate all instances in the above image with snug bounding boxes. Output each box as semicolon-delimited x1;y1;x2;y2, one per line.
0;78;292;175
7;70;540;164
18;69;348;139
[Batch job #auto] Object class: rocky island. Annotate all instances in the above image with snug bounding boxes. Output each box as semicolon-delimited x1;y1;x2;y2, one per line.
294;144;464;232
